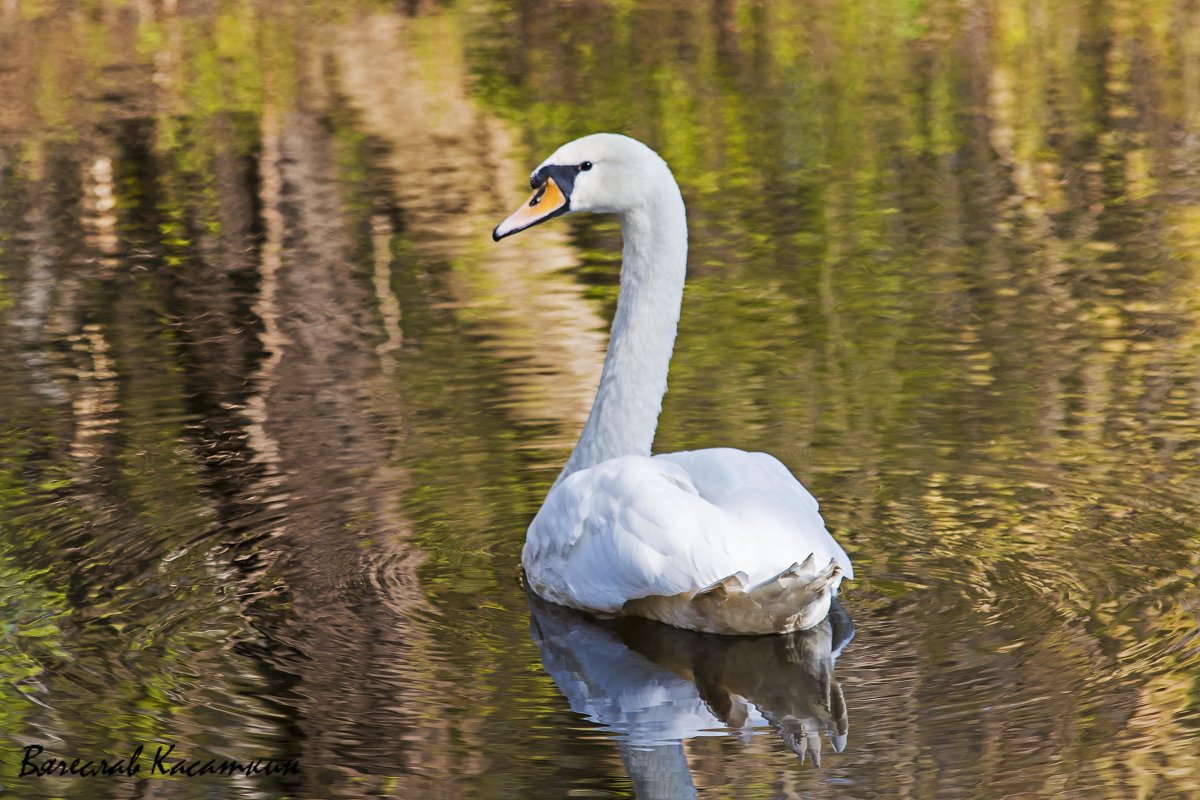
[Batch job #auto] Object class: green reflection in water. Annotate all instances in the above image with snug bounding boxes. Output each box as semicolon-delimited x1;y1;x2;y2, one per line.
463;0;1200;794
0;0;1197;798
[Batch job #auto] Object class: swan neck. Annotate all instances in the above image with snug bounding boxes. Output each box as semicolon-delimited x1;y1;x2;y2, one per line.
558;183;687;482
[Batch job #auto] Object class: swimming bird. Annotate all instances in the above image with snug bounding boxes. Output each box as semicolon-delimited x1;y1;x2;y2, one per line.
494;133;853;634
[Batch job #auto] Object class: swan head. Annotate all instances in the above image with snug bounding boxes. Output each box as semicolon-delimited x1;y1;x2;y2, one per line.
493;133;675;241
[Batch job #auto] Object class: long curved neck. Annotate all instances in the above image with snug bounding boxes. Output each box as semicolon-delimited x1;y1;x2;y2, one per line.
558;181;688;484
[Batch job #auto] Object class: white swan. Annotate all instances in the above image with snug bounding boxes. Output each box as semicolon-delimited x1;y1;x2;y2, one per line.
493;133;853;634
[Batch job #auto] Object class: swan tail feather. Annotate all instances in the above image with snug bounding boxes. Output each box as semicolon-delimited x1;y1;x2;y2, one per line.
803;559;843;593
623;555;841;634
695;571;749;601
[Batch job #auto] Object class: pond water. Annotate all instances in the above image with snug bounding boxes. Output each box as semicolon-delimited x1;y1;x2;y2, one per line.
1;2;1199;798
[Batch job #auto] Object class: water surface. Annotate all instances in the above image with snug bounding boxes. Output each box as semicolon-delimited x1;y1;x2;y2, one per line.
1;1;1199;798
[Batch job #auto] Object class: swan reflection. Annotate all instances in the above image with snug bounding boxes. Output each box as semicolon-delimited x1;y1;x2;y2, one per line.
529;594;853;797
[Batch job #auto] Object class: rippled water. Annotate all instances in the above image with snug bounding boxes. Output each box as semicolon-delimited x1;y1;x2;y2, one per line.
1;2;1199;798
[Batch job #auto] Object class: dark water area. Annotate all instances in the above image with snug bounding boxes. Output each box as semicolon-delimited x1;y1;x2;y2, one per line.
1;1;1198;798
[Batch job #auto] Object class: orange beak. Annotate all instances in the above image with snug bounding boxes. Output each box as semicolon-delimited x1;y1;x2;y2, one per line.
493;177;570;241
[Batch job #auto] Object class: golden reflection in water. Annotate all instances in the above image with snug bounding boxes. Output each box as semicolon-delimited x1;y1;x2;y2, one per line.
371;210;405;370
236;101;438;788
462;1;1200;795
333;13;607;450
0;1;1198;798
243;110;286;474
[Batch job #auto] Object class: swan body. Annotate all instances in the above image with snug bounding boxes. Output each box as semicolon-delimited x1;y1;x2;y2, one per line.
494;133;852;634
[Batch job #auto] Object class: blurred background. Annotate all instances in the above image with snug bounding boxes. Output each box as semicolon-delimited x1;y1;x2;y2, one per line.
1;0;1199;797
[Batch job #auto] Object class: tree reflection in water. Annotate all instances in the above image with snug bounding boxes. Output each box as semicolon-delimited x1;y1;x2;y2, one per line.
2;1;1199;797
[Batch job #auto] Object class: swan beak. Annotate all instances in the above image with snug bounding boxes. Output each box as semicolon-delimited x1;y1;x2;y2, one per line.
493;177;570;241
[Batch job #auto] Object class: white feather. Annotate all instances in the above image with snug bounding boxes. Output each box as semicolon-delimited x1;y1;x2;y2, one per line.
524;448;853;614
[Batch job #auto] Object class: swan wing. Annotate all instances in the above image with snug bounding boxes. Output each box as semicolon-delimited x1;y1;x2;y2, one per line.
523;448;852;619
656;448;853;579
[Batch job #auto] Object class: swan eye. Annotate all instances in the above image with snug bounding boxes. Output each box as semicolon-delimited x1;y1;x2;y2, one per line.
579;161;593;172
